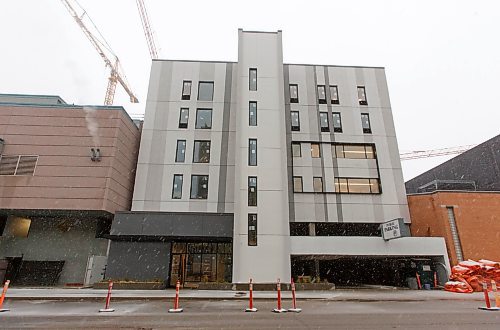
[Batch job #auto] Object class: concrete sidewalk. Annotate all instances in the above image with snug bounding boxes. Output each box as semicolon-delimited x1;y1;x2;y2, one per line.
4;288;486;302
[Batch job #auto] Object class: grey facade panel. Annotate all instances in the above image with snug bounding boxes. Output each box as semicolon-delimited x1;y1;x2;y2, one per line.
405;134;500;193
110;212;234;238
105;241;170;281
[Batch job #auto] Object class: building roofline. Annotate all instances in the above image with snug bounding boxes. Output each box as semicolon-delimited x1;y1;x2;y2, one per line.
407;190;500;197
152;58;384;70
0;93;67;103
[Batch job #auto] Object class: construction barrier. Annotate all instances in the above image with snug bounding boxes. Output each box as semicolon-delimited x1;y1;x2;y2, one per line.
445;259;500;293
434;271;438;288
0;280;10;312
416;272;422;290
99;281;115;313
288;278;302;313
168;280;183;313
272;278;287;313
478;282;499;311
245;278;258;312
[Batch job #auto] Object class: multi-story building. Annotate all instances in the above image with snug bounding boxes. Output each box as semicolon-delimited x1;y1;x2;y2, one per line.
0;94;140;286
406;134;500;266
106;30;449;288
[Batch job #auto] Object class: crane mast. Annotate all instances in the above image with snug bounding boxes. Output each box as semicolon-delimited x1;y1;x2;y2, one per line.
136;0;159;59
61;0;138;105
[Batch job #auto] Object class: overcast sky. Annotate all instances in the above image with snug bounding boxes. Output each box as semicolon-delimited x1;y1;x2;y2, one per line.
1;0;499;180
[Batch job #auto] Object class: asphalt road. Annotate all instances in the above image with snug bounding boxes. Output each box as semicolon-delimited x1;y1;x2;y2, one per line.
1;299;499;329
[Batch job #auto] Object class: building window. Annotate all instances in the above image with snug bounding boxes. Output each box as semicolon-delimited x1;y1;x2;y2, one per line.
330;85;339;104
289;84;299;103
293;176;303;192
313;177;323;193
182;80;192;100
198;81;214;101
317;85;326;104
292;142;301;157
0;155;38;176
361;113;372;134
311;143;321;158
291;111;300;131
248;177;257;206
190;175;209;199
358;86;368;105
333;112;342;133
334;177;380;194
248;139;257;166
333;144;376;159
195;108;212;129
249;68;257;91
3;216;31;238
175;140;186;162
319;112;329;132
249;101;257;126
179;108;189;128
193;140;211;163
248;214;257;246
172;174;183;199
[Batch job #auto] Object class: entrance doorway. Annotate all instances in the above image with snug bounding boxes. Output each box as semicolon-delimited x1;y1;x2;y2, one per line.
169;242;232;287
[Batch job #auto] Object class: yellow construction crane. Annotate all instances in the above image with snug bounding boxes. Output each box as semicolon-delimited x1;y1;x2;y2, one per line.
136;0;159;59
61;0;139;105
400;145;476;161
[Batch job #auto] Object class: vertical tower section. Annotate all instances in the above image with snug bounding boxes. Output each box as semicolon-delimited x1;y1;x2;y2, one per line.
232;30;291;283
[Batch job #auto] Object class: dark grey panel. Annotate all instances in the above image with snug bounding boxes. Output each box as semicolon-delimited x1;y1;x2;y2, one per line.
218;63;233;212
105;241;170;281
283;65;295;221
405;134;500;193
110;212;233;238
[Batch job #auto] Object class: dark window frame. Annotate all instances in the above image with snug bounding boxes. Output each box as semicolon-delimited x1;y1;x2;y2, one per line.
249;101;257;126
248;139;257;166
289;84;299;103
172;174;183;199
293;176;303;192
190;175;209;199
248;176;257;207
197;81;214;101
175;140;186;163
249;68;257;91
195;108;213;129
248;214;257;246
292;142;302;157
361;113;372;134
334;177;381;194
178;108;189;128
311;143;321;158
319;112;329;132
330;85;339;104
182;80;192;100
358;86;368;105
291;111;300;131
313;176;324;193
317;85;327;104
333;112;343;133
193;140;211;163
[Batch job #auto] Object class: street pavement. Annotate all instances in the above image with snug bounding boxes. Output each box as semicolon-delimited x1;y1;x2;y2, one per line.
1;299;499;329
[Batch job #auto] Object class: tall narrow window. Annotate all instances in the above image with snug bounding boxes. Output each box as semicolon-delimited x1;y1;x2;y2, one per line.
317;85;326;104
190;175;209;199
358;86;368;105
248;139;257;166
179;108;189;128
172;174;183;199
193;140;211;163
195;109;212;129
293;176;303;192
249;68;257;91
313;177;324;193
291;111;300;131
182;80;192;100
198;81;214;101
175;140;186;162
361;113;372;134
289;84;299;103
311;143;321;158
248;177;257;206
249;101;257;126
319;112;329;132
365;145;375;159
292;142;301;157
248;214;257;246
330;85;339;104
333;112;342;133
